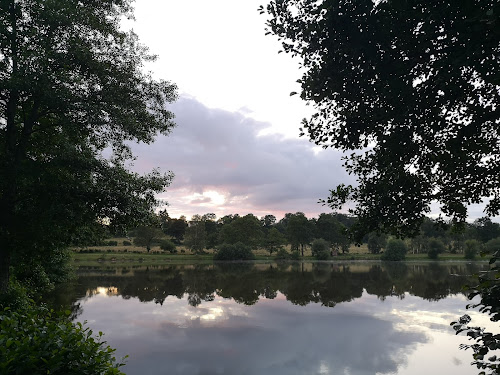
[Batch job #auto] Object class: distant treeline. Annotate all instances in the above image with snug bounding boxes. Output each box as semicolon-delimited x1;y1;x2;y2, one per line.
76;211;500;259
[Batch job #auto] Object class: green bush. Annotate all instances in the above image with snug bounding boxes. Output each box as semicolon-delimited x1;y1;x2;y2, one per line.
464;239;481;260
159;239;177;253
274;248;291;260
311;238;330;260
427;238;445;259
214;242;255;261
381;239;407;261
122;240;132;246
105;240;118;246
0;305;126;375
0;280;31;311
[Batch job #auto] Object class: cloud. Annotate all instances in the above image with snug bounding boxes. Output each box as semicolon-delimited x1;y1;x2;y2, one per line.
131;96;355;220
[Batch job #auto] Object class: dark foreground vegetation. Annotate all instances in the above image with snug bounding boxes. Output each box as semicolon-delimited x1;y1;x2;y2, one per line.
261;1;499;373
0;0;175;373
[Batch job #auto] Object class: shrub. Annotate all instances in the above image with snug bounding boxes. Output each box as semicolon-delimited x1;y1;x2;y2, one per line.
464;239;481;260
122;240;132;246
159;239;177;253
213;243;255;261
427;238;445;259
381;239;407;261
0;305;126;375
311;239;330;260
105;240;118;246
274;248;291;260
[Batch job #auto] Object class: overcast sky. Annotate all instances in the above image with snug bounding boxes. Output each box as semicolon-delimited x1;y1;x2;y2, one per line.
125;0;491;222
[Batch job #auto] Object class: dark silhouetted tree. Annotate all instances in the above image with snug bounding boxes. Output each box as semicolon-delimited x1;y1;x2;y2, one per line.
0;0;177;293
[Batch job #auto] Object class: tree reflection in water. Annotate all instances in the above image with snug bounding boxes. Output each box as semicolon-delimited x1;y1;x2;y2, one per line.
43;262;489;375
47;262;486;312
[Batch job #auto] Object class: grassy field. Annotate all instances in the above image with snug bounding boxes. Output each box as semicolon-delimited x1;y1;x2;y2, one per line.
71;239;477;267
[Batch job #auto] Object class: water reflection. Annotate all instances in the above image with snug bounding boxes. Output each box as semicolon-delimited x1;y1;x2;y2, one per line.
50;262;484;310
48;262;487;375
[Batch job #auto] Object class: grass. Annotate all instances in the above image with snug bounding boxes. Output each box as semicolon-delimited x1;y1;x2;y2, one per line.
71;242;478;267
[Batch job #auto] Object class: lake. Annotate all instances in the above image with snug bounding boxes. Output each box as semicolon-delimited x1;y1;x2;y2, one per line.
49;261;491;375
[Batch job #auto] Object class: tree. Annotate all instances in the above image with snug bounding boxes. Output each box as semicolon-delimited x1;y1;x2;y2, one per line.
218;214;263;249
427;238;445;260
260;214;277;232
381;239;407;261
0;0;177;293
264;227;286;255
184;215;207;254
311;238;330;260
262;0;500;239
159;239;176;254
473;217;500;244
263;2;499;372
165;217;188;244
463;239;481;260
133;226;164;253
367;233;387;255
286;212;313;256
202;213;219;249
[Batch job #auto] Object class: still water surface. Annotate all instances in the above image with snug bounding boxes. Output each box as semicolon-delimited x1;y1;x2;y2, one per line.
50;262;491;375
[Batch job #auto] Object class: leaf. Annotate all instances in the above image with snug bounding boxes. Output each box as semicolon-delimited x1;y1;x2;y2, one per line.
290;91;298;96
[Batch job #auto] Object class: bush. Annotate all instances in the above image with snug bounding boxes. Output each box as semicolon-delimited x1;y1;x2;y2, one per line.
213;243;255;261
159;239;177;253
464;239;481;260
122;240;132;246
381;239;407;261
427;238;445;259
311;239;330;260
0;305;126;375
104;240;118;246
274;248;293;260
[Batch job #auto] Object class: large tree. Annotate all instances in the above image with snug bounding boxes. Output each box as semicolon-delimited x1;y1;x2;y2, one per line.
286;212;314;256
184;215;207;254
0;0;177;293
218;214;264;249
263;1;499;373
262;0;499;239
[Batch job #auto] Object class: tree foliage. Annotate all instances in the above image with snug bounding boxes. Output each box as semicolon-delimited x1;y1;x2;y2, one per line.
213;242;255;261
367;233;387;254
133;226;163;253
0;0;177;292
427;238;446;259
184;215;207;254
311;238;330;260
262;0;500;239
264;227;286;255
381;239;407;261
286;212;314;256
218;214;263;249
451;248;500;374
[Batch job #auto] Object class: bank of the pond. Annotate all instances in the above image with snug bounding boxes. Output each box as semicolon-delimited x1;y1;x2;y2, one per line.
71;251;482;267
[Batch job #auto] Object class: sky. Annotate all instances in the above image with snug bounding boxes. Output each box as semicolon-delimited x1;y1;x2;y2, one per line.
123;0;491;222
